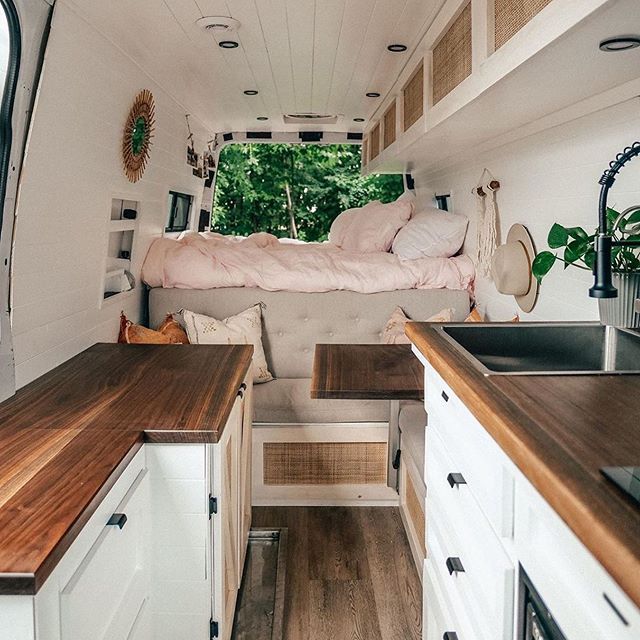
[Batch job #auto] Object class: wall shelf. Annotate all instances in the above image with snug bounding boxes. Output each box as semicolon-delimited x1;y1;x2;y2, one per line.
362;0;635;176
101;199;138;305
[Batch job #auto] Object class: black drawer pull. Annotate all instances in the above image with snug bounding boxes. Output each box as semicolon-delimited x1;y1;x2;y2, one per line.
237;388;244;398
441;390;449;402
447;472;467;488
239;383;247;391
107;513;127;530
392;449;401;470
446;556;465;575
443;633;459;640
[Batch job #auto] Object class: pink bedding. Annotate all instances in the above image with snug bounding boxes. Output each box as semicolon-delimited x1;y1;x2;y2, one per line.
142;232;475;294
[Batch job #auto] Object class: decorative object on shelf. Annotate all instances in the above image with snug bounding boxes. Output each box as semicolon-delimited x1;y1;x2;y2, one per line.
185;114;199;168
472;169;501;278
122;89;155;183
532;206;640;327
492;223;538;313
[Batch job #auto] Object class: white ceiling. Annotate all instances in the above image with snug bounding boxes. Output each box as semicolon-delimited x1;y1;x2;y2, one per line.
68;0;445;135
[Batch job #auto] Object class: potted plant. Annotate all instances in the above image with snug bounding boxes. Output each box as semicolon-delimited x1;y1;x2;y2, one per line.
532;206;640;327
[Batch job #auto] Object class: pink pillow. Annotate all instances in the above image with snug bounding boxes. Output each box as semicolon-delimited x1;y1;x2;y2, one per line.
330;195;414;253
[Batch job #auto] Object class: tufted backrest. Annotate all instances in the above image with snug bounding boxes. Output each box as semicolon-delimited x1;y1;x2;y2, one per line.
149;288;469;379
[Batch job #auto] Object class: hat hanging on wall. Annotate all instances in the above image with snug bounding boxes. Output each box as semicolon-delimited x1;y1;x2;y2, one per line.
491;224;538;313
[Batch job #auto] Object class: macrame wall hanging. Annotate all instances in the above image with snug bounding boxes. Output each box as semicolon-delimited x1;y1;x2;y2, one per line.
472;169;501;278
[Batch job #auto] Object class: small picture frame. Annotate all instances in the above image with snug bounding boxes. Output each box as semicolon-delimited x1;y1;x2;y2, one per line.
186;144;199;168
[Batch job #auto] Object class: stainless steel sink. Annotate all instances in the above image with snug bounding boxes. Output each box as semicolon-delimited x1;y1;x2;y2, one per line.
436;322;640;375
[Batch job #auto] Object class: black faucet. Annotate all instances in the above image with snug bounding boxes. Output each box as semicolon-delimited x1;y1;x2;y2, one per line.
589;141;640;299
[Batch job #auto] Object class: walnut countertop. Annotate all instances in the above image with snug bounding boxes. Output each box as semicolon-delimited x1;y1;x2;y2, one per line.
0;343;253;595
406;322;640;609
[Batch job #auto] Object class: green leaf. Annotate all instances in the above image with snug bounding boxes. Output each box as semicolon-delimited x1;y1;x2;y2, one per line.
566;226;589;241
548;223;569;249
626;210;640;225
607;207;620;230
583;248;596;270
532;252;556;284
564;239;589;266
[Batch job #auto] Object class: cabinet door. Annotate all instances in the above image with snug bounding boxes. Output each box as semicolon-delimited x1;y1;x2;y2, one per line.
60;470;149;640
238;377;252;575
211;397;242;640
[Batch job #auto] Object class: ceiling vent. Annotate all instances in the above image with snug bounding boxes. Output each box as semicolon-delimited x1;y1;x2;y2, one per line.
196;16;241;33
284;113;339;125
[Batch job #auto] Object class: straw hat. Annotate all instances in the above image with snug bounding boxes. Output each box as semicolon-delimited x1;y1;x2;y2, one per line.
491;223;538;313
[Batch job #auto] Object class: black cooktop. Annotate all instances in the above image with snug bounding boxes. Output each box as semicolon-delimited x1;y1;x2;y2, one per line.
601;467;640;506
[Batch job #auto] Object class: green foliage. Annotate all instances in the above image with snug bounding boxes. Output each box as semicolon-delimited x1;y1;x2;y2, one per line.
532;207;640;285
211;144;404;242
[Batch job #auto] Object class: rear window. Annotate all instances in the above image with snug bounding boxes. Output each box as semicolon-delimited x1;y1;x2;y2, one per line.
212;143;403;242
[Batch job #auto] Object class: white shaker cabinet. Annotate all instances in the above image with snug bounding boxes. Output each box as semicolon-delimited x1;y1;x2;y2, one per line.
416;354;640;640
1;376;252;640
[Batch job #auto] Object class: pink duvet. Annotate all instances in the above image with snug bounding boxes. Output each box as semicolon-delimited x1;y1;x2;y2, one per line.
142;232;475;294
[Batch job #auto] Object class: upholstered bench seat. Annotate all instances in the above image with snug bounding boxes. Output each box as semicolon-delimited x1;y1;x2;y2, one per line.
253;378;389;424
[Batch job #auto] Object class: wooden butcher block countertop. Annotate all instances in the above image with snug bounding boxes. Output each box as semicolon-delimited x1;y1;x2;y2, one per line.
0;343;253;595
406;323;640;609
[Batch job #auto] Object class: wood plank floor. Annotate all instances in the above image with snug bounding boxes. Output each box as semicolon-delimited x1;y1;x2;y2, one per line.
252;506;422;640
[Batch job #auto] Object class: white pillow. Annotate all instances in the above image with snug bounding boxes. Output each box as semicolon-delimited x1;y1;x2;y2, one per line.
330;195;414;253
181;305;273;384
392;206;468;259
381;306;454;344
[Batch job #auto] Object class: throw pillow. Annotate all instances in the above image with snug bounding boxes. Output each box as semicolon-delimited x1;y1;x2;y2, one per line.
181;305;273;384
382;306;454;345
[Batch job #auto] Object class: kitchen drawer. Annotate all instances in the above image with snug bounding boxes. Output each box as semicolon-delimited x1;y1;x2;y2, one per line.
425;367;514;539
423;560;463;640
60;468;149;640
516;479;640;640
427;483;515;640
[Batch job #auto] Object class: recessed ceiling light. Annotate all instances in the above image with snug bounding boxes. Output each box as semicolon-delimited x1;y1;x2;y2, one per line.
353;118;365;122
387;44;407;52
366;92;381;98
219;40;239;49
257;116;269;121
244;90;259;95
196;16;241;33
599;36;640;52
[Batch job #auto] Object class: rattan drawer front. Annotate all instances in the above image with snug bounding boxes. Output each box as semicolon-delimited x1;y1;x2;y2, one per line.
383;101;397;149
494;0;553;49
263;442;387;485
403;63;424;131
370;123;381;159
432;3;472;105
405;465;426;555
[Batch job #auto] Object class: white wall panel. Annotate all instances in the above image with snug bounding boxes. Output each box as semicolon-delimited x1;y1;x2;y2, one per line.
414;98;640;322
11;1;210;387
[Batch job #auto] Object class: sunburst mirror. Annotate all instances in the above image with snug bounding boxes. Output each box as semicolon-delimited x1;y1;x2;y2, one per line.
122;89;156;183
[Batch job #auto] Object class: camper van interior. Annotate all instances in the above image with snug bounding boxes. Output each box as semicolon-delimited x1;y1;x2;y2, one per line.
1;1;640;639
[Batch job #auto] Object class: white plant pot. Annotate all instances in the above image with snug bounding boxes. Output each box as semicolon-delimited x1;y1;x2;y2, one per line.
598;272;640;328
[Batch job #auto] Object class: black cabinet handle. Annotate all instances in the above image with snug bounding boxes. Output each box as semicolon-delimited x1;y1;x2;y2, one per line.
446;556;465;575
447;472;467;488
238;382;247;398
392;449;401;470
441;390;449;402
443;633;459;640
107;513;127;530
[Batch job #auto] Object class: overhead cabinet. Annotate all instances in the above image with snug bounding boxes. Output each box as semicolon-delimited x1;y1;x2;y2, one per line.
362;0;637;175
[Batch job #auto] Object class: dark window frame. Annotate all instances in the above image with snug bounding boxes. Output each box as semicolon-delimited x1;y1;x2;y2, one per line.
0;0;21;243
165;190;194;233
